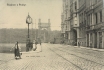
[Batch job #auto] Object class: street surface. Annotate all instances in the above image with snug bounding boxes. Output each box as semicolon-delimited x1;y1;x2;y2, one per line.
0;43;104;70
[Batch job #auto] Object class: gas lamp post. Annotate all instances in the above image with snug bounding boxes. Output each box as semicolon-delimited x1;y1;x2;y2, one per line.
26;13;32;51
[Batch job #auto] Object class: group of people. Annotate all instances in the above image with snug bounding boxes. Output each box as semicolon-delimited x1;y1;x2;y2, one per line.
33;39;42;52
11;39;42;59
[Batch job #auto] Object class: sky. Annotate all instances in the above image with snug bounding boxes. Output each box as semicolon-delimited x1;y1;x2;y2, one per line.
0;0;62;30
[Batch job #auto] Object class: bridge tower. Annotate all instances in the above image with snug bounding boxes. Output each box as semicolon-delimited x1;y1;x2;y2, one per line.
38;19;51;42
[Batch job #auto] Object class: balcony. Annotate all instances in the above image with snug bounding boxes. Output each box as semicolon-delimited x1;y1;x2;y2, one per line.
86;22;104;31
70;24;79;29
86;5;94;13
86;25;94;31
94;22;104;29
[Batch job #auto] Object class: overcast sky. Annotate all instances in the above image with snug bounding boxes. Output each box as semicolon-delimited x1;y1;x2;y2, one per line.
0;0;62;30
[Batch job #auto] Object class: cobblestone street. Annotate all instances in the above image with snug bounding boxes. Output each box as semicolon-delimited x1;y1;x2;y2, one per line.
0;43;104;70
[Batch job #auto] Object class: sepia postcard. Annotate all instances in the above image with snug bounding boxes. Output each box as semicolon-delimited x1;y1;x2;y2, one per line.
0;0;104;70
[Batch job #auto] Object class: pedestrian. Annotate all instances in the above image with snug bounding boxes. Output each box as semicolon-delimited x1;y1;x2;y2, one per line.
35;40;38;50
14;41;21;59
40;39;41;45
78;42;80;47
39;39;42;52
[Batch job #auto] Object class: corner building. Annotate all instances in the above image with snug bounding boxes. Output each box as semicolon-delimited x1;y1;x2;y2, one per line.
61;0;104;48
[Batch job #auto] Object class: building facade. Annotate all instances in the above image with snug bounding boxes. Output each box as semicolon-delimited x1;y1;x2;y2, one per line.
86;0;104;48
78;0;86;47
70;0;79;46
61;0;79;45
61;0;71;44
61;0;104;48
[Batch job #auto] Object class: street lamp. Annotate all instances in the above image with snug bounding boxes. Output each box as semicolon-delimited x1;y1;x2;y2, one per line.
26;13;32;51
26;13;32;38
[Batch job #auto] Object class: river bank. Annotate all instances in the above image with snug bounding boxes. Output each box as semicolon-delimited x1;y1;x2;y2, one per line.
0;43;26;53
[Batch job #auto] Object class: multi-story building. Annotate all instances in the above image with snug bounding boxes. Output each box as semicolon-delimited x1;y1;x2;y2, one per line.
61;0;104;48
61;0;79;45
70;0;79;46
61;0;71;44
86;0;104;48
61;0;65;41
78;0;86;46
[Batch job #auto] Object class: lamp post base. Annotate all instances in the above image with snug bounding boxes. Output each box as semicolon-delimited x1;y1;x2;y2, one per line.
26;38;33;52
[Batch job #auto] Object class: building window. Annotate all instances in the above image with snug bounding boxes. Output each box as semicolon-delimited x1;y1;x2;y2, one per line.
90;14;92;25
82;13;83;23
84;11;86;21
88;15;90;25
99;32;102;42
100;11;102;22
85;20;86;27
81;28;82;37
90;33;92;47
95;13;98;24
75;1;77;11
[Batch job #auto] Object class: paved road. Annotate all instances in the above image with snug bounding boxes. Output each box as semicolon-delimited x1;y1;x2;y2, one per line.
0;43;104;70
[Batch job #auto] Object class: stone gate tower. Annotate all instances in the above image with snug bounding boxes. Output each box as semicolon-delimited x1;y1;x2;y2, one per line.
38;19;51;42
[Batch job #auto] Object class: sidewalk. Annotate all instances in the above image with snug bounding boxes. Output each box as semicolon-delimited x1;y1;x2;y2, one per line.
49;43;104;52
70;45;104;52
0;48;44;70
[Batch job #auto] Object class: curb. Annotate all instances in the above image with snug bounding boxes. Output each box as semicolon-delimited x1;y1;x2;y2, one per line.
74;46;104;52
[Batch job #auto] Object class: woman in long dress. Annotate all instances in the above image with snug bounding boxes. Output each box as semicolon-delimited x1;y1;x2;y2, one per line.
14;41;21;59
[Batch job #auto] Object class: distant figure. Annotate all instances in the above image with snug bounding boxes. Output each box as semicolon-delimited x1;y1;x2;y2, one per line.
40;39;41;45
35;40;38;45
39;39;42;52
78;42;80;47
34;40;38;50
14;41;21;59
